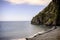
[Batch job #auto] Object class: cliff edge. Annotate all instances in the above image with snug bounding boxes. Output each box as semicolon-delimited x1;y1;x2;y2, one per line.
31;0;60;26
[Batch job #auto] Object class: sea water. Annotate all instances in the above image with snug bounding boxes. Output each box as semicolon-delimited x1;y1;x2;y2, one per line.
0;21;52;40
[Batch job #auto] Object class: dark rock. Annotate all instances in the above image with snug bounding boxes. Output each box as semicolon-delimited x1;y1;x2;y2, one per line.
31;0;60;26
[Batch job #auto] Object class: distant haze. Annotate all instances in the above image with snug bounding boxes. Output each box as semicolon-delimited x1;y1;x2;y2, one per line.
0;0;52;21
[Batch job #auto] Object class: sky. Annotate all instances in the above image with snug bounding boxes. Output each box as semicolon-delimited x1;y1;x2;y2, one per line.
0;0;52;21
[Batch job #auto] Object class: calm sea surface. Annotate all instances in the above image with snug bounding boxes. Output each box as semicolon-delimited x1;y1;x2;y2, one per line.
0;21;52;39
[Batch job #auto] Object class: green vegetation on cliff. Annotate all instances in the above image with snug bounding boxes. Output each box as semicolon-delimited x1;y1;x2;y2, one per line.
31;0;60;26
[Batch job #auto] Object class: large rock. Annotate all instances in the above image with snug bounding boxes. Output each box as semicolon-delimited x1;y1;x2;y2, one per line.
31;0;60;26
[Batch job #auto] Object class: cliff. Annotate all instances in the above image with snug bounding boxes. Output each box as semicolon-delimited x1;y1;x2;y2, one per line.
31;0;60;26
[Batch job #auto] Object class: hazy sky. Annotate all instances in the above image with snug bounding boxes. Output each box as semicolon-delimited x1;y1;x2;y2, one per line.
0;0;52;21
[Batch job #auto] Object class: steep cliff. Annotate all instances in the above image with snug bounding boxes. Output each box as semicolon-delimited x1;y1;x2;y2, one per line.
31;0;60;26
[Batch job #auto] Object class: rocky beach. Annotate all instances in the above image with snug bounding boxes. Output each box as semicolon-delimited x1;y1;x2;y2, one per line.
26;26;60;40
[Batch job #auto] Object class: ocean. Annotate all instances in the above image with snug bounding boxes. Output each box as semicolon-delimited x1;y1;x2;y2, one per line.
0;21;52;40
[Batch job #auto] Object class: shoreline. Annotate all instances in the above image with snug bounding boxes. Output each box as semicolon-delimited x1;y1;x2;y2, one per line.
27;26;56;38
26;26;60;40
0;26;58;40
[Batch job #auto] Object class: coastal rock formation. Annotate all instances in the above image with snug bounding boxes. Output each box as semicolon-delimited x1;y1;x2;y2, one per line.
31;0;60;26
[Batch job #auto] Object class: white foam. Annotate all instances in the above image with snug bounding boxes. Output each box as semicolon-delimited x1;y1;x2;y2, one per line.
11;38;26;40
29;31;45;38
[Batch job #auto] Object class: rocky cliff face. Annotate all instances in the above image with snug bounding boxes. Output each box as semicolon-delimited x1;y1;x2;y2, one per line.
31;0;60;26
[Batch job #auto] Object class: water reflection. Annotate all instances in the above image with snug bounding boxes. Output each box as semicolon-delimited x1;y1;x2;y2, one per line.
0;38;26;40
